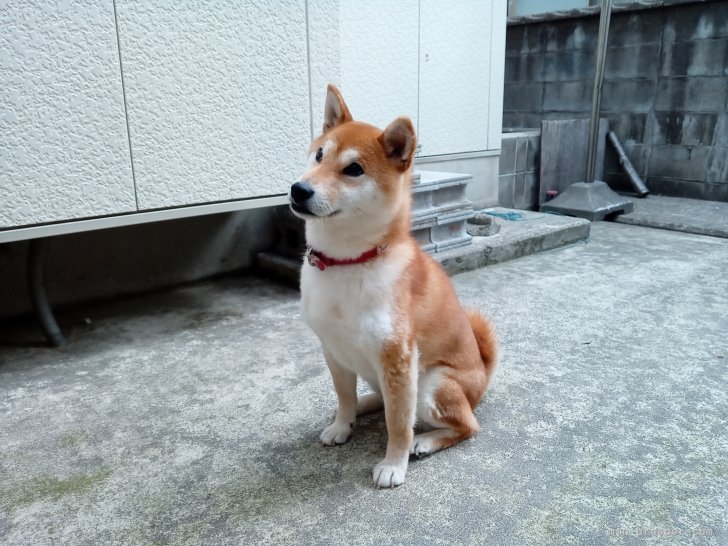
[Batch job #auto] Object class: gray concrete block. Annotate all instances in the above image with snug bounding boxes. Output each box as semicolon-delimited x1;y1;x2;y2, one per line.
542;49;596;82
503;82;543;112
505;55;544;83
499;138;517;175
506;24;552;56
498;175;515;208
515;137;528;172
411;228;437;253
662;2;728;44
526;23;553;53
503;112;543;129
714;113;728;147
540;118;589;200
506;24;525;56
504;57;520;82
660;39;728;77
651;112;717;146
655;77;728;112
411;188;433;211
432;183;468;208
601;80;654;113
647;145;711;180
526;135;541;172
430;222;471;251
515;172;539;211
606;113;648;143
546;19;597;53
539;118;608;203
647;177;728;202
543;81;592;112
611;11;665;46
513;173;526;208
707;147;728;183
542;111;590;121
605;44;661;80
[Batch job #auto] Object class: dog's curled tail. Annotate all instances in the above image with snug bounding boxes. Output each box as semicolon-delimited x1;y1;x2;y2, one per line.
466;310;499;389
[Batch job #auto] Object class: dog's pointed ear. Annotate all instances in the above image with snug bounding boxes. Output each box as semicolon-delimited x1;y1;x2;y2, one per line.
323;84;353;133
379;117;416;171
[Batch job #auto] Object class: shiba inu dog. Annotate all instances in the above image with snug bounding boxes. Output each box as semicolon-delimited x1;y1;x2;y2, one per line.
289;84;498;488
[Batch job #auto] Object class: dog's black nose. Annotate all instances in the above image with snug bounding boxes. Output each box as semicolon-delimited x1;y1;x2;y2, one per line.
290;181;314;204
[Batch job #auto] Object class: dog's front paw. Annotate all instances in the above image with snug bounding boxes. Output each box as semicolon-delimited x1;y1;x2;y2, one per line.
320;421;353;446
373;458;408;488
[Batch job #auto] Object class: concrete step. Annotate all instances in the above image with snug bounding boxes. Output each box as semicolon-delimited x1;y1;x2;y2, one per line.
437;208;591;276
256;208;591;285
613;195;728;239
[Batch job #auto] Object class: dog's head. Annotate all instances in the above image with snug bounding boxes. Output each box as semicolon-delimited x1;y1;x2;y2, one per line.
289;85;416;228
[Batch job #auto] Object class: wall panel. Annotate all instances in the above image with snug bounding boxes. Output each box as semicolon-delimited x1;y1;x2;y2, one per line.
0;0;135;228
116;0;311;209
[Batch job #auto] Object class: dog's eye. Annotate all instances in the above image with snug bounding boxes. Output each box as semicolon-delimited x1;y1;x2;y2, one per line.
315;147;323;162
343;162;364;177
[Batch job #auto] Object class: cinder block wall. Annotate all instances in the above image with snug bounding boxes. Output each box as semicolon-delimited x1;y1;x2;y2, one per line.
503;0;728;201
498;130;541;209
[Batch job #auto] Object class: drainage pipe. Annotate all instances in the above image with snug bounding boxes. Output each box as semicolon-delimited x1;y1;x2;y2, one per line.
607;131;650;197
28;238;66;347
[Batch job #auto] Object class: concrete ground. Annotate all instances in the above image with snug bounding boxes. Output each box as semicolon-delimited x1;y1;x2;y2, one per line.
615;195;728;239
1;222;726;545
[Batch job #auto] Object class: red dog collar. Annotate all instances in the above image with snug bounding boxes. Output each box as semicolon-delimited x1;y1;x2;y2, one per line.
305;245;388;271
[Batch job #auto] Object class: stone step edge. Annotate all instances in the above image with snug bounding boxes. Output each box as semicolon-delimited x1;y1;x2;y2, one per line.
256;210;591;284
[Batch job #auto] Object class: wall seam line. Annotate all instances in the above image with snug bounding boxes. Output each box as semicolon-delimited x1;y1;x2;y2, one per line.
486;0;495;150
417;0;421;143
305;0;314;141
112;0;139;211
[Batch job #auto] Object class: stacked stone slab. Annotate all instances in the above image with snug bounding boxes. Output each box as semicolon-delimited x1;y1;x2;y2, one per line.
411;171;474;253
256;170;475;284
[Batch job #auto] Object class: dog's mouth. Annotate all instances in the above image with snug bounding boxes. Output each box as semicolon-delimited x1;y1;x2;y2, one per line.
289;203;340;218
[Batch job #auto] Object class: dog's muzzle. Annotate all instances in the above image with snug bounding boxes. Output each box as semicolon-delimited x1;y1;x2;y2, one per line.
290;181;314;205
289;181;317;216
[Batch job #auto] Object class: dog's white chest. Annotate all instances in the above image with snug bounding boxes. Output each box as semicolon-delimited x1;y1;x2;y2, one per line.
300;257;403;383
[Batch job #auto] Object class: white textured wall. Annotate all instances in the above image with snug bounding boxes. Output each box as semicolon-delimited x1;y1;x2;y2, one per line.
309;0;419;137
115;0;311;210
419;0;494;156
0;0;135;228
1;0;507;230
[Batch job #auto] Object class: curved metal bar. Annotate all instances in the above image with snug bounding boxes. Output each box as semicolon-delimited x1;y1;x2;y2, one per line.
27;238;66;347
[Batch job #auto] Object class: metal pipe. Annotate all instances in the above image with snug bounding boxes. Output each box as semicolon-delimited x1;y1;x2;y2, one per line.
607;131;650;197
585;0;613;183
27;238;66;347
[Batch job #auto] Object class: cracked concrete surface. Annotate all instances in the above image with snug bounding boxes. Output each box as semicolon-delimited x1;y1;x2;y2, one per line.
1;222;726;545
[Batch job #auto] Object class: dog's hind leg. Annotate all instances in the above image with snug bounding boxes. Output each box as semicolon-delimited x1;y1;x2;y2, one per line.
357;393;383;415
410;377;480;458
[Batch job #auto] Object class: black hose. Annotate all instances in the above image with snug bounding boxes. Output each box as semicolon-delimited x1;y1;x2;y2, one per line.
27;238;66;347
